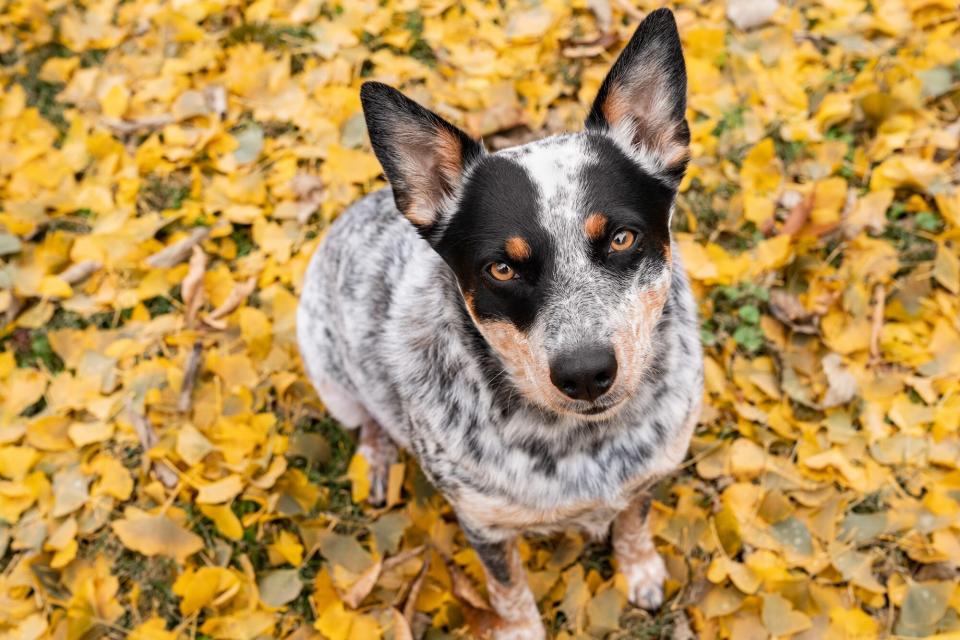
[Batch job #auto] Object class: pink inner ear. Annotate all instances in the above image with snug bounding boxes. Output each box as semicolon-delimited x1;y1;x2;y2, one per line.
394;124;465;226
601;76;689;173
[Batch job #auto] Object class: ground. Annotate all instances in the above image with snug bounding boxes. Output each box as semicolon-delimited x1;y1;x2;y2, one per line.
0;0;959;639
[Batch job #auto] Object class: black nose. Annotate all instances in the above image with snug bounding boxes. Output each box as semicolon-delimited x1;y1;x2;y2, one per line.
549;345;618;401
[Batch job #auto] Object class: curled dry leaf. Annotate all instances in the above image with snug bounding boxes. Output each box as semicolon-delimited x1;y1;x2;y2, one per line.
145;226;212;268
821;353;858;408
202;277;257;329
381;545;426;573
445;557;491;611
181;246;207;328
402;553;430;626
101;114;175;136
341;559;382;609
178;340;203;412
58;260;101;286
780;190;814;236
128;408;178;489
768;289;819;334
391;608;413;640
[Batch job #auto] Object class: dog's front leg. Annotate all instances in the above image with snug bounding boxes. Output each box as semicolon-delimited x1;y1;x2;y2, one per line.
613;493;667;610
462;527;545;640
357;418;397;505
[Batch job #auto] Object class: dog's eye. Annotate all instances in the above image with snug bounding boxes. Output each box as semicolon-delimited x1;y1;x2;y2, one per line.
488;262;516;282
609;229;637;253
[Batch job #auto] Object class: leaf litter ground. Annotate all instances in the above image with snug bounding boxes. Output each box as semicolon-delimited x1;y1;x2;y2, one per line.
0;0;959;638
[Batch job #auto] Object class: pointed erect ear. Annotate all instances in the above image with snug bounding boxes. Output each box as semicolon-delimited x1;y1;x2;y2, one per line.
360;82;484;230
586;8;690;184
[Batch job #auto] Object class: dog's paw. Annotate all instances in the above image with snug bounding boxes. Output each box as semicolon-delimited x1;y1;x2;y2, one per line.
621;551;667;610
363;450;391;506
356;443;396;506
357;424;397;506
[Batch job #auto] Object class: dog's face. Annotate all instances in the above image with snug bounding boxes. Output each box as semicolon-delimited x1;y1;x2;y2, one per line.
361;9;689;420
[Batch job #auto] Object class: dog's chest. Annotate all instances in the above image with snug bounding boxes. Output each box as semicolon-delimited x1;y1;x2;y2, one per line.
428;417;677;539
454;480;639;539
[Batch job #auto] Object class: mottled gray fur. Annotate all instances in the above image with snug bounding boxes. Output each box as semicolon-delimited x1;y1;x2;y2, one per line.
298;8;703;635
298;169;702;540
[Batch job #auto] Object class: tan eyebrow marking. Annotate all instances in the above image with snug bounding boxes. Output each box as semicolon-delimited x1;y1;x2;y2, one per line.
505;236;531;261
585;212;608;241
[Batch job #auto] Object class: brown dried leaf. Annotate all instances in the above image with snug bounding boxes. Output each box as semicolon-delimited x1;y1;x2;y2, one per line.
340;559;382;609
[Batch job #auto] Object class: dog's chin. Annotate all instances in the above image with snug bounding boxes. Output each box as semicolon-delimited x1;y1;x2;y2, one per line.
548;394;628;422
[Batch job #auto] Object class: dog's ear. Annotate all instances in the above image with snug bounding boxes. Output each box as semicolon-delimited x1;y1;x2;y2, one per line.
360;82;484;231
586;8;690;184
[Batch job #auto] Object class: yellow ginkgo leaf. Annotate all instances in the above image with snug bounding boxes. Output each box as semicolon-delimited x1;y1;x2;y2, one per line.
200;503;244;541
347;453;370;504
0;446;39;480
111;507;204;563
268;529;304;566
195;474;244;504
173;566;240;615
38;275;73;299
89;454;134;501
761;592;812;636
128;618;178;640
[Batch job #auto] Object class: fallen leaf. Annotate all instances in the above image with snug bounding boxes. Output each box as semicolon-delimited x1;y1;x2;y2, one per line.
340;559;381;609
761;592;812;636
112;507;204;563
727;0;778;30
258;569;303;608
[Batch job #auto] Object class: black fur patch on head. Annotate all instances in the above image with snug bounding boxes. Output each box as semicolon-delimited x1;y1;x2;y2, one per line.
580;134;674;275
436;155;554;332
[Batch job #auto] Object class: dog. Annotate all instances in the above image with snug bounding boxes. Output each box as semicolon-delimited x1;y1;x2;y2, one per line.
297;8;703;638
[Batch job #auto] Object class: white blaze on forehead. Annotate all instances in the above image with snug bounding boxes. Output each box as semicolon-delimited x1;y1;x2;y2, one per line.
498;135;592;212
497;135;599;269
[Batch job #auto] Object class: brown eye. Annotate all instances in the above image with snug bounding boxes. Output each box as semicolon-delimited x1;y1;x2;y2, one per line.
610;229;637;252
488;262;516;281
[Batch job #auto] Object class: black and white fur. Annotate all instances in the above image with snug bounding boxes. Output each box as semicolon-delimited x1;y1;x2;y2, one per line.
298;9;702;638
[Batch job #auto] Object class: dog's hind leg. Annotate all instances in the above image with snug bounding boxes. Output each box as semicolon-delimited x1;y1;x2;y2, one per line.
613;493;667;610
357;418;398;506
310;375;397;505
462;527;545;640
312;375;370;429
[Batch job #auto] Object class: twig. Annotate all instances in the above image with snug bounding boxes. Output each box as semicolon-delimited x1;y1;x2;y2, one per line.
59;260;102;286
129;406;179;488
145;226;212;268
869;284;886;364
178;340;204;413
181;246;207;328
101;114;174;136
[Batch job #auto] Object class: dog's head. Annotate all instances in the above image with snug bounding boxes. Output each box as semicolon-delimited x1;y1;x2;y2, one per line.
361;9;689;420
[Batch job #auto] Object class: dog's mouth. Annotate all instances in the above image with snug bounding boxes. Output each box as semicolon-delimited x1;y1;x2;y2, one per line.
567;395;626;420
581;405;607;415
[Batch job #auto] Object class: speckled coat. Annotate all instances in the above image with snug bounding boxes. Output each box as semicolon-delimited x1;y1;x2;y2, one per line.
298;8;703;638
